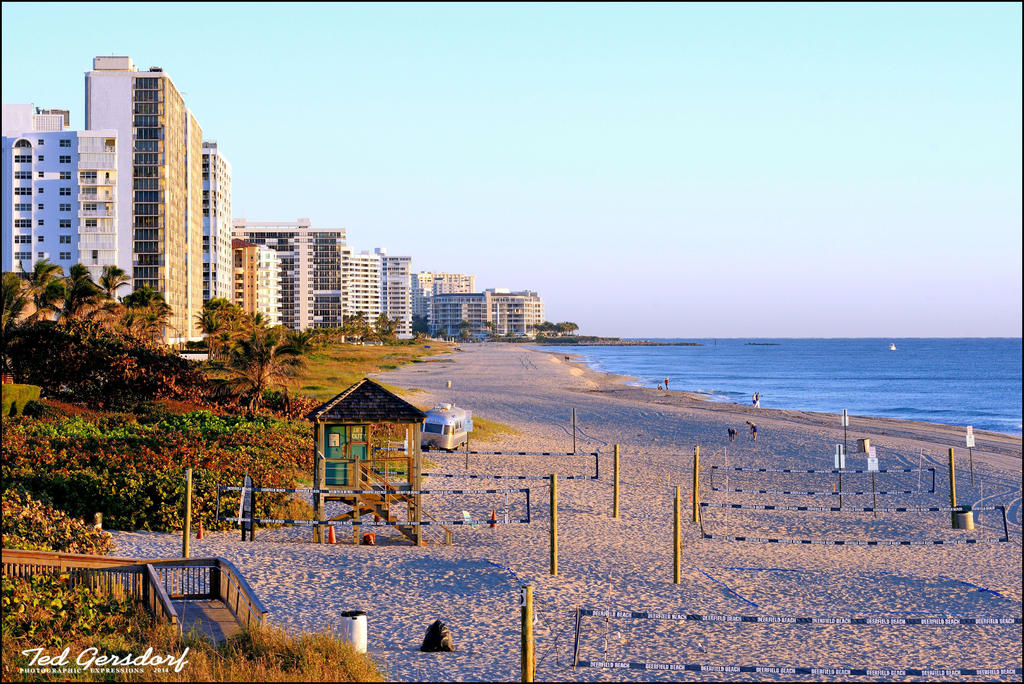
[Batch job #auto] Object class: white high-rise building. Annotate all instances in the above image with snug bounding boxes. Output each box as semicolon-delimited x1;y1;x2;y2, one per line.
375;248;412;337
232;218;347;330
202;141;232;301
2;104;119;280
430;288;544;338
85;56;205;342
345;250;382;326
411;271;476;323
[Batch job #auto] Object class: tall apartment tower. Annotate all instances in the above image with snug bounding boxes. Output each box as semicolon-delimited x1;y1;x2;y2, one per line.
375;248;412;337
202;142;232;301
411;271;476;325
85;56;204;342
2;104;118;280
430;288;544;338
232;238;280;326
345;250;382;325
232;218;347;330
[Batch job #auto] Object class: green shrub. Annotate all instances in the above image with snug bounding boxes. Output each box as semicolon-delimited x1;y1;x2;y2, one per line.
1;490;113;555
1;573;140;649
1;384;41;417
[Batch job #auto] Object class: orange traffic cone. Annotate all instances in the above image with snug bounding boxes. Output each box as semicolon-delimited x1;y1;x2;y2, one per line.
327;525;337;544
196;521;204;540
489;510;497;529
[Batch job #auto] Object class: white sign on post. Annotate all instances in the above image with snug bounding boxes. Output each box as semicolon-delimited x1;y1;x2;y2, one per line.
966;426;975;448
866;446;879;472
834;444;846;470
841;409;849;427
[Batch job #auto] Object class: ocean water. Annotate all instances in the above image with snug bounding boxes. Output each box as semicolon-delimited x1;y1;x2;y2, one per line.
530;339;1022;436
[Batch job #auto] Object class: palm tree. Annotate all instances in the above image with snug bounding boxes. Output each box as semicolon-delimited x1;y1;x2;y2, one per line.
222;326;305;411
374;313;397;343
195;307;227;360
21;259;65;322
122;285;172;344
288;329;317;356
458;320;473;341
59;264;102;322
1;272;30;376
97;265;131;301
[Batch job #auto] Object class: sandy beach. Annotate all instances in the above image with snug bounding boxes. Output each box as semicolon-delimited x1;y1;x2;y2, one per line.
113;343;1023;682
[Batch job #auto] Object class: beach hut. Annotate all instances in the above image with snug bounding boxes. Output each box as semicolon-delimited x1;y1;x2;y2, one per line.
307;379;428;545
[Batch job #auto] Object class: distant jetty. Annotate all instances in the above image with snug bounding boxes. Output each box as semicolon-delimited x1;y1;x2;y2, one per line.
746;342;780;346
519;336;700;346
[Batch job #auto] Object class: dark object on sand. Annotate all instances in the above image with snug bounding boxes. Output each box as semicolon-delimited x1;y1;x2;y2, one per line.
420;619;457;652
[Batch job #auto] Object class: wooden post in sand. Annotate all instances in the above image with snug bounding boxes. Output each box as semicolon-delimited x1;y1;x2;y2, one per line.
613;444;620;519
182;468;192;558
521;585;535;682
691;446;700;522
674;486;681;583
948;448;957;528
572;408;577;454
550;474;558;576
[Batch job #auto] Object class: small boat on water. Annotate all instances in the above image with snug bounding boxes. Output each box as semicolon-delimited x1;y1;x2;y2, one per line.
889;343;897;351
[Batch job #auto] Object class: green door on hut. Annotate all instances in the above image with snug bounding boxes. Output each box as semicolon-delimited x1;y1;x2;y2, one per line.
324;424;369;487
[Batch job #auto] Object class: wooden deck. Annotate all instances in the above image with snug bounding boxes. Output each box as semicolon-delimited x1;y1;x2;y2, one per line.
174;600;242;643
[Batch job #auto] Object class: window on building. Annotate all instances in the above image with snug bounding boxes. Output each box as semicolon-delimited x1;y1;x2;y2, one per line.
92;250;98;260
59;155;71;164
14;171;31;179
59;139;71;148
14;219;31;228
15;203;31;211
37;203;44;210
85;220;98;228
59;171;71;180
15;235;31;244
36;220;44;227
37;187;44;194
37;252;45;258
14;188;31;195
59;235;72;244
37;139;44;145
60;219;71;228
37;155;44;162
14;155;32;163
59;203;71;211
60;252;71;260
59;187;71;196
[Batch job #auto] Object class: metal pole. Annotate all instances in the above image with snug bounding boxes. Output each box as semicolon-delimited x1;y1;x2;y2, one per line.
521;585;535;682
948;448;957;528
691;446;700;522
673;486;681;584
871;472;877;518
613;444;620;519
182;468;192;558
550;474;558;576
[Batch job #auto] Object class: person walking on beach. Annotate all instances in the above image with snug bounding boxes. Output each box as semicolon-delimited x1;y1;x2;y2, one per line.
664;377;669;389
727;427;737;442
752;392;760;408
747;421;757;441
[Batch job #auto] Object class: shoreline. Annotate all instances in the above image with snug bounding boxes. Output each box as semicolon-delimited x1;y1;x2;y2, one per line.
530;345;1023;445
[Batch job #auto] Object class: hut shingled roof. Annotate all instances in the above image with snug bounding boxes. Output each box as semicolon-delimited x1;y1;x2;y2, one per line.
307;378;426;424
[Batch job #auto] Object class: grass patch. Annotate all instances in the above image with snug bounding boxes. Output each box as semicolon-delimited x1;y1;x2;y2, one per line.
2;384;41;416
285;341;453;401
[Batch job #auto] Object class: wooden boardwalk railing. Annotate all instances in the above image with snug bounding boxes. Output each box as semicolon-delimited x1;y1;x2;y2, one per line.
1;549;268;631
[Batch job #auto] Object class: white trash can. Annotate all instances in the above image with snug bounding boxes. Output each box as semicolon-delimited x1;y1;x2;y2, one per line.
339;611;367;653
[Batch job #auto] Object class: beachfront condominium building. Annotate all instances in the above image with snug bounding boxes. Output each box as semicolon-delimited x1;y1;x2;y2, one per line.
376;248;412;337
85;56;205;342
430;288;544;338
345;250;382;326
411;271;476;323
232;238;281;325
2;104;119;281
202;142;232;301
232;218;347;330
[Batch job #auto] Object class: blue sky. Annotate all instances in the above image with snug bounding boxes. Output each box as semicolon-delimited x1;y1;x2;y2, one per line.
3;2;1021;337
